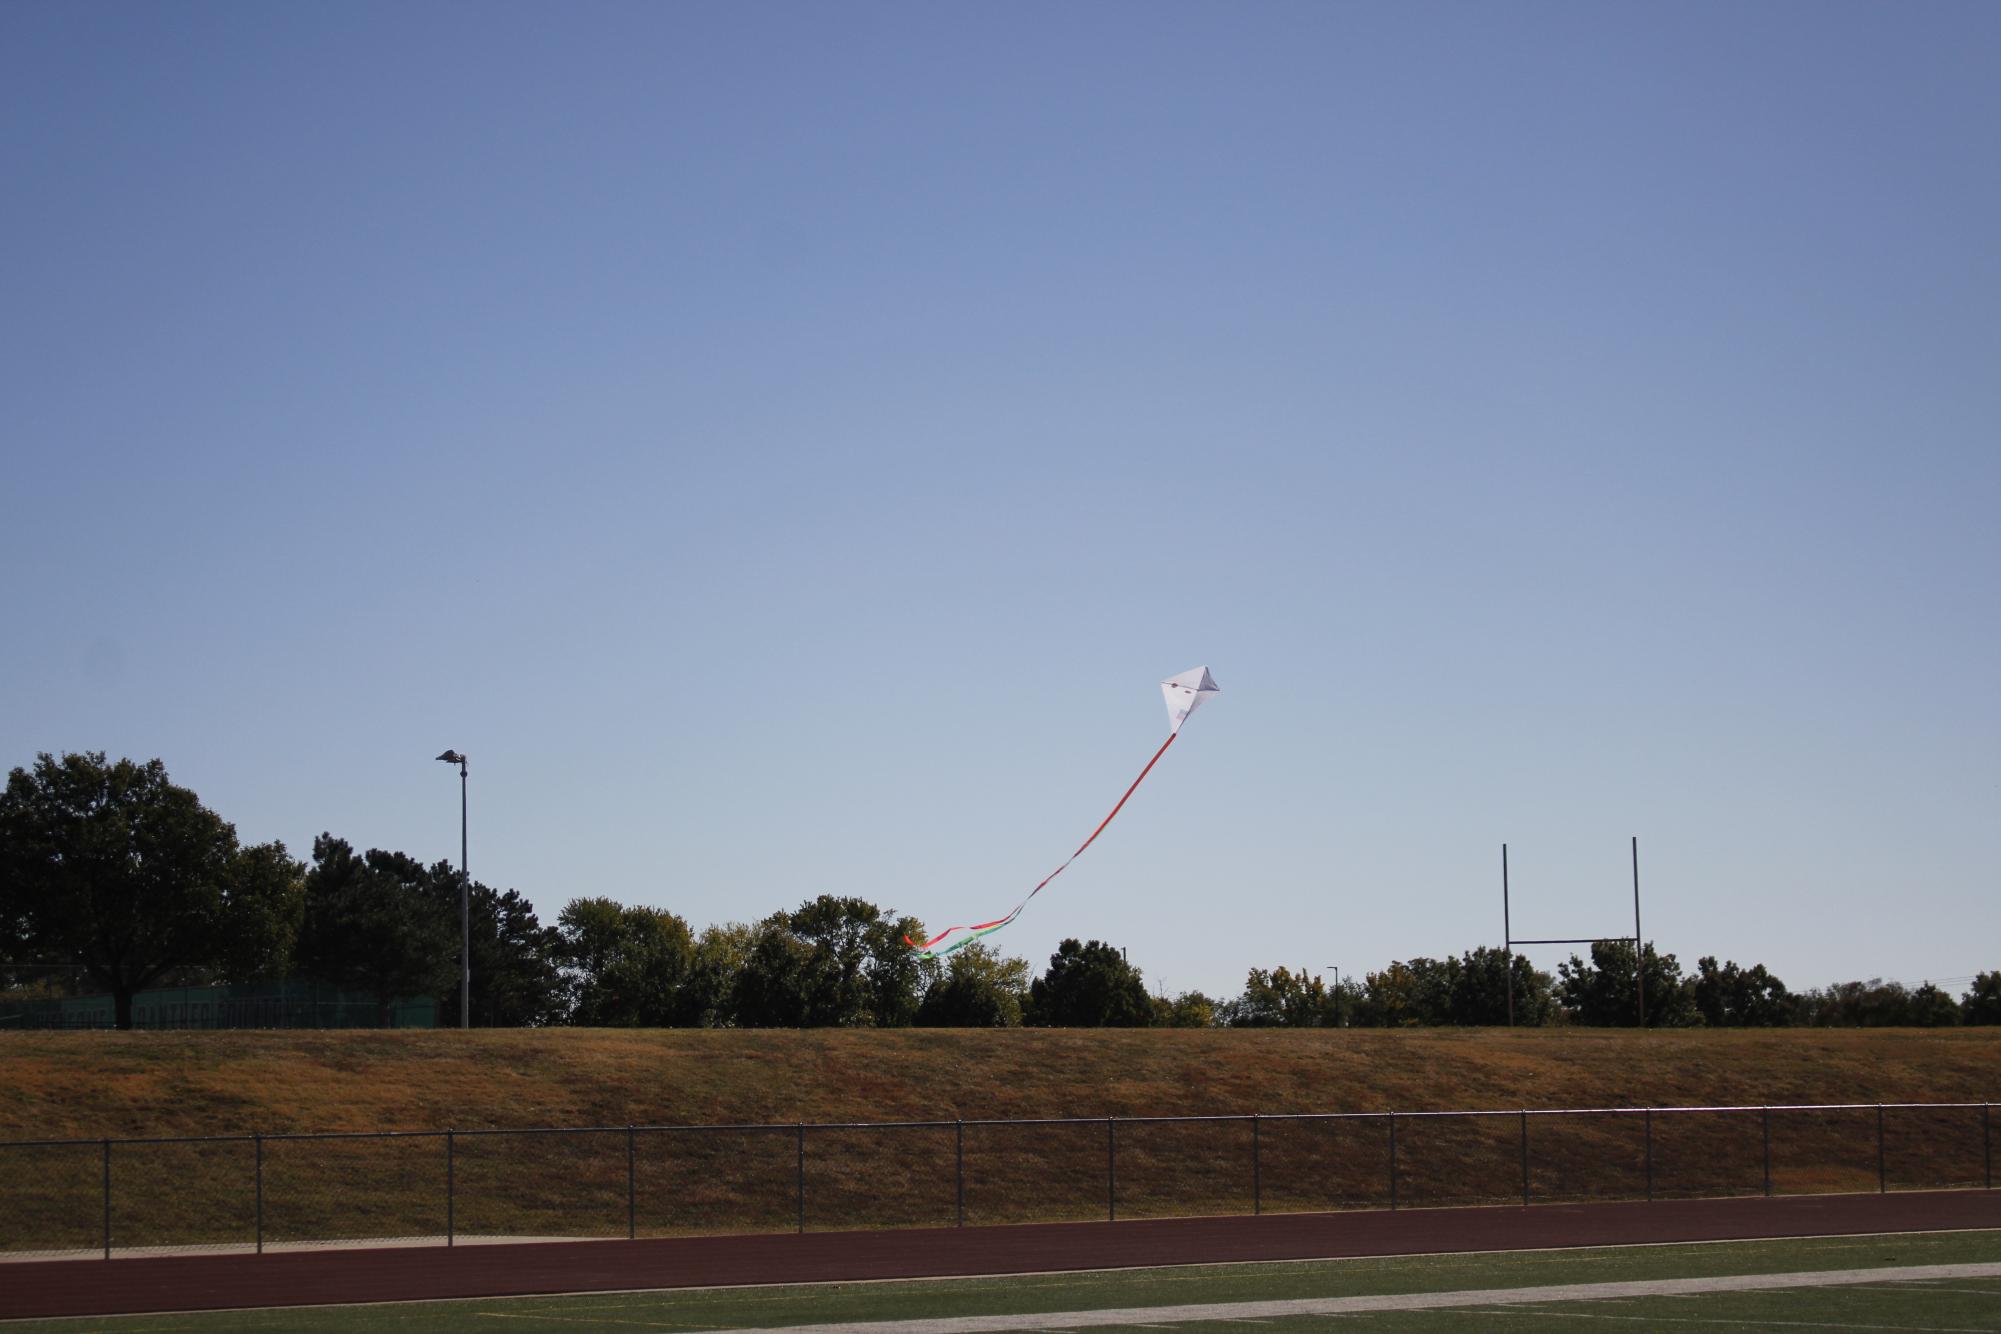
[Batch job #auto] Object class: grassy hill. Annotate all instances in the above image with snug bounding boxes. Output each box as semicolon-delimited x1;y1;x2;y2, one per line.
3;1029;1996;1254
3;1027;1997;1140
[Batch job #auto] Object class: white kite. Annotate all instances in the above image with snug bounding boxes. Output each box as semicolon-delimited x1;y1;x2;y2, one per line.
906;666;1220;959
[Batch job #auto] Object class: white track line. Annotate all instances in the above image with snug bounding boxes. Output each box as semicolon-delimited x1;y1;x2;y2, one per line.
1455;1306;1991;1331
682;1263;2001;1334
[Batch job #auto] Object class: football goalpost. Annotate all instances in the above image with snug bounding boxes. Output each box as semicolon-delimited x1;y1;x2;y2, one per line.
1502;836;1645;1027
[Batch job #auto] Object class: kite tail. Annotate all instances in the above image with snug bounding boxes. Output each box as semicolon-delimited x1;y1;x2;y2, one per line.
906;732;1179;960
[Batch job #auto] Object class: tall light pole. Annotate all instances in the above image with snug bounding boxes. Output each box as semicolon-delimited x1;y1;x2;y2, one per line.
436;750;469;1029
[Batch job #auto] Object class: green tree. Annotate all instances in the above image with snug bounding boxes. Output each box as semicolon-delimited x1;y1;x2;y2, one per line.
295;835;457;1025
296;841;561;1028
558;898;696;1026
1221;966;1340;1027
1353;957;1462;1026
1451;947;1554;1026
734;914;812;1026
1908;982;1961;1028
1153;990;1217;1028
213;839;309;984
917;942;1030;1027
1355;961;1421;1027
685;922;754;1027
1689;957;1792;1027
1964;971;2001;1025
1556;940;1694;1027
0;753;303;1028
1328;976;1362;1027
734;896;932;1027
1790;979;1913;1027
1025;939;1152;1027
433;875;565;1027
1408;957;1463;1026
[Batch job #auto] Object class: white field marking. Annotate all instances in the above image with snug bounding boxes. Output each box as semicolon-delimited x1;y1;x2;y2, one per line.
1456;1307;1996;1332
472;1312;702;1328
679;1264;2001;1334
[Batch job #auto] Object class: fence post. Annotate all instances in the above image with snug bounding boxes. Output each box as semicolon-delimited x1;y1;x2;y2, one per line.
955;1120;964;1228
1519;1110;1530;1208
1107;1118;1117;1223
101;1138;111;1261
1985;1104;1992;1191
1644;1108;1654;1202
1252;1115;1261;1217
626;1126;636;1241
1761;1107;1771;1197
1387;1113;1398;1211
795;1124;805;1235
446;1130;455;1247
1877;1104;1886;1194
254;1133;264;1255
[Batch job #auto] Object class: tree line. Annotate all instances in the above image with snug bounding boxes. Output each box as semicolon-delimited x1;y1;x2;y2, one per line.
4;753;1996;1030
1214;945;1999;1029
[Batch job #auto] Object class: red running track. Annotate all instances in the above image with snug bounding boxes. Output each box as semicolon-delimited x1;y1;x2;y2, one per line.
4;1190;1998;1321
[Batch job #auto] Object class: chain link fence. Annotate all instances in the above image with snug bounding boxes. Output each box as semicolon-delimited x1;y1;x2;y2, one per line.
1;983;436;1030
1;1102;1991;1259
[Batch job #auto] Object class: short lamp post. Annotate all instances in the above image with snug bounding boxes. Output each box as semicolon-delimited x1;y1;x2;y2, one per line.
436;750;469;1029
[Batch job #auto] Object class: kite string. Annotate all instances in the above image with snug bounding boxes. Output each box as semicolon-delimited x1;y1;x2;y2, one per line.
1067;728;1179;860
907;731;1179;958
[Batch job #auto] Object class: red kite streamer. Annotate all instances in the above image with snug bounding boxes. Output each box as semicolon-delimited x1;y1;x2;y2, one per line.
906;667;1218;960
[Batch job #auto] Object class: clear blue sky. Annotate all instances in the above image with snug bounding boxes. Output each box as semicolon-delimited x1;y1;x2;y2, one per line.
5;1;1996;1001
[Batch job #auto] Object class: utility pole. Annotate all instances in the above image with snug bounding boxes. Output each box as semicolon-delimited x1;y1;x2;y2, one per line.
436;750;470;1028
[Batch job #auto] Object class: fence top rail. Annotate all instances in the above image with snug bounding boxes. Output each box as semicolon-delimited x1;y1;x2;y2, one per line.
2;1098;1992;1150
796;1119;960;1132
1639;1102;1996;1115
955;1116;1121;1129
1101;1113;1265;1125
0;1133;263;1149
259;1129;451;1144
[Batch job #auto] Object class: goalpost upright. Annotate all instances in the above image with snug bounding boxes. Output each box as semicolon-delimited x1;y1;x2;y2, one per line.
1503;836;1646;1027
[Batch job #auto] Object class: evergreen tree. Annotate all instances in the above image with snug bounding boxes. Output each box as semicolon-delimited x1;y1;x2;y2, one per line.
1026;939;1151;1027
295;836;455;1025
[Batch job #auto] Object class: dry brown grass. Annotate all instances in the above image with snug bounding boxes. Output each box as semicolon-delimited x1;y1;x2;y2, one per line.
1;1029;1995;1254
2;1026;1996;1140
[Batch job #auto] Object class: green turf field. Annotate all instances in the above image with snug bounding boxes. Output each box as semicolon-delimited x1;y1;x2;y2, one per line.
7;1230;1999;1332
